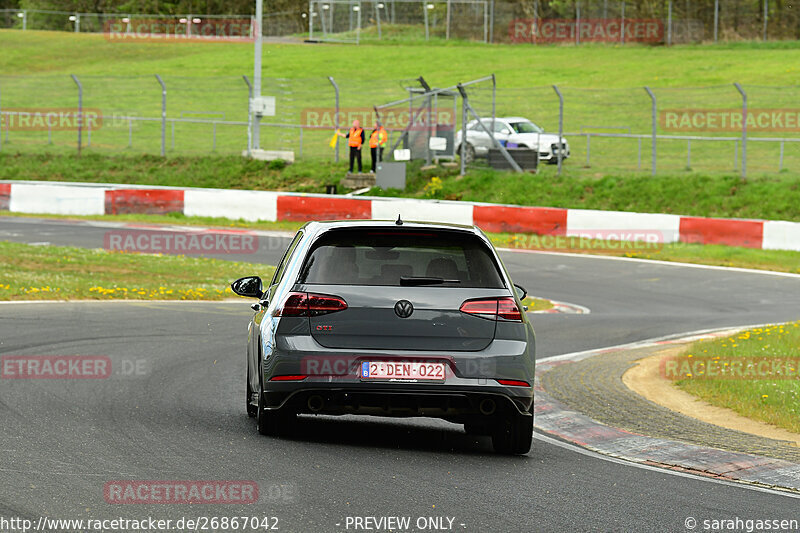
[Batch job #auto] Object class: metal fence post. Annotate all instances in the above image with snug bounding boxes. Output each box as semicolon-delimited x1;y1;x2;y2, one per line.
576;1;581;45
155;74;166;156
491;73;496;136
328;76;340;163
483;1;488;43
254;0;263;149
620;1;625;45
308;3;314;40
667;0;672;46
70;74;83;156
638;138;642;169
376;1;382;40
734;83;747;178
714;0;719;42
686;139;691;169
489;0;494;43
644;86;657;176
553;85;564;175
763;0;768;41
243;75;253;156
586;135;591;166
356;1;361;44
460;92;467;176
423;1;429;41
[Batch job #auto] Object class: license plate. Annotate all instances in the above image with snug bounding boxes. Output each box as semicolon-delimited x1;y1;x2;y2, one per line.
361;361;446;381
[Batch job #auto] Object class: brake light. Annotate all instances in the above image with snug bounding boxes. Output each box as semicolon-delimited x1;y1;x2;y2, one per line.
497;379;531;387
459;297;523;322
276;292;347;317
496;298;523;321
270;375;308;381
307;293;348;316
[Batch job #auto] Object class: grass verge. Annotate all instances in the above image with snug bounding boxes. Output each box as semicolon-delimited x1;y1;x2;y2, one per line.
0;241;274;301
4;211;800;274
0;239;555;311
492;233;800;274
673;321;800;434
4;32;800;175
3;153;800;222
521;296;553;312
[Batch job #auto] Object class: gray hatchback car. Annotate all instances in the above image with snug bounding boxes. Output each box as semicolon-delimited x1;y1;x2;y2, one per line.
231;219;536;454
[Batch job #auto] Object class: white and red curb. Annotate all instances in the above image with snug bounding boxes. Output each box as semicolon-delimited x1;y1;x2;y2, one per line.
2;180;800;251
535;326;800;493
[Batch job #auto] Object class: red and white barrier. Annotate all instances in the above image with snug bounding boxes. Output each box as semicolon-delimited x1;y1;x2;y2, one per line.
2;180;799;252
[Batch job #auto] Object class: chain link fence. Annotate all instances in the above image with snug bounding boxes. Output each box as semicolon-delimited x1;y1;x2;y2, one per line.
2;74;800;177
2;1;798;43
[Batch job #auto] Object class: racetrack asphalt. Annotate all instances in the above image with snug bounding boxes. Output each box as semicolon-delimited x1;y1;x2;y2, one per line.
2;216;800;531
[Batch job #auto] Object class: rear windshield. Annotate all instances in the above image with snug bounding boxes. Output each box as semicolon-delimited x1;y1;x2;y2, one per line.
297;229;505;288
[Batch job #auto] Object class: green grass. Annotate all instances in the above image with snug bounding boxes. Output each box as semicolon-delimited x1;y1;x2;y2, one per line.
0;240;274;300
493;233;800;274
4;152;800;222
4;211;800;274
3;30;800;176
521;296;553;312
4;30;800;85
674;321;800;434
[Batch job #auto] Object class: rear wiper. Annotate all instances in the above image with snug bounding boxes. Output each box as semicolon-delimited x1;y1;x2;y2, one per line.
399;276;461;286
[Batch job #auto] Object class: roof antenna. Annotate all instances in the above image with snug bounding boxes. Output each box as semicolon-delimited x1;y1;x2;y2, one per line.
395;214;403;226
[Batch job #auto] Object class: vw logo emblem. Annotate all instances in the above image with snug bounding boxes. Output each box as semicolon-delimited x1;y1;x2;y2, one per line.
394;300;414;318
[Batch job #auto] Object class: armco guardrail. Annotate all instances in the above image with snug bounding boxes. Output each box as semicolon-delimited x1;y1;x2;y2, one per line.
1;180;799;252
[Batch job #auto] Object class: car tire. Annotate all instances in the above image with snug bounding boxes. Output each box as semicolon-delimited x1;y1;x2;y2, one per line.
246;365;257;418
491;413;533;455
256;365;295;436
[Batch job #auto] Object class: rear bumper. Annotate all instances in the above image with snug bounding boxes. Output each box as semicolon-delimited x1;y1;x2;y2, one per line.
264;380;533;421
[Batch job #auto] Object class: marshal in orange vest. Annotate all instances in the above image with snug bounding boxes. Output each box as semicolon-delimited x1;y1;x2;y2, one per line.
348;127;363;148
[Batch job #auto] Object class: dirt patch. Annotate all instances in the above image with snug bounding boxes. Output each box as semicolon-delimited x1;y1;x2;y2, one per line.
623;346;800;447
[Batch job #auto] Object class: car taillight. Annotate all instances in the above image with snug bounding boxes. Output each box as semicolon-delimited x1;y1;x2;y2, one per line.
307;293;348;316
497;379;531;387
270;375;308;381
276;292;347;317
496;298;522;321
459;297;522;322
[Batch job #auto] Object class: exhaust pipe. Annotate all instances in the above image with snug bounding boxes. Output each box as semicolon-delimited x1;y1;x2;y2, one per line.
307;395;324;413
479;398;496;416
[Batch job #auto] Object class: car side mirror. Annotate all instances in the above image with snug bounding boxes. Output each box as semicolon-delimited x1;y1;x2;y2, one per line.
514;284;527;301
231;276;263;299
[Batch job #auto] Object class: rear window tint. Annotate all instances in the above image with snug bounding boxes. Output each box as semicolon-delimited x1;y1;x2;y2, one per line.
297;229;504;288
